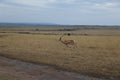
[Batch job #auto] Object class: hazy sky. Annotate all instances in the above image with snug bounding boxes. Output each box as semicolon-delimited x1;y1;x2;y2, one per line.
0;0;120;25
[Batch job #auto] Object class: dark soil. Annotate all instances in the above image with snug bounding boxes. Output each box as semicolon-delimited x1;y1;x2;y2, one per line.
0;56;118;80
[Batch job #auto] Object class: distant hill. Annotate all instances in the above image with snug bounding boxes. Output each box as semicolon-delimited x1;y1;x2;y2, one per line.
0;23;59;27
0;23;120;28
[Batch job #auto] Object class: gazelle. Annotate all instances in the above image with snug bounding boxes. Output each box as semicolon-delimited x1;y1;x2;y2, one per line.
59;34;77;48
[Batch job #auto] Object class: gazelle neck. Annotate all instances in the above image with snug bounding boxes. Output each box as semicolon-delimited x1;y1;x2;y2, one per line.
59;35;64;41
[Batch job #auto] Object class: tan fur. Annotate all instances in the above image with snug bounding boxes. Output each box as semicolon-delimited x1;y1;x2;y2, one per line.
59;35;77;48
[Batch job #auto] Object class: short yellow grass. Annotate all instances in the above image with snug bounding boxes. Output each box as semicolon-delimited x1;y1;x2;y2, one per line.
0;33;120;77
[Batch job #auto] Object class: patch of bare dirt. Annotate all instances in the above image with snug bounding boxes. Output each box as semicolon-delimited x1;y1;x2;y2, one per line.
0;56;119;80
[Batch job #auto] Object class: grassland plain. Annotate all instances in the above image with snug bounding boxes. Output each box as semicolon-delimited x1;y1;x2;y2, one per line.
0;32;120;78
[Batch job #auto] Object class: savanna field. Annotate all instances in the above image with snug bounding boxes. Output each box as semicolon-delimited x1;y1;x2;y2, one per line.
0;27;120;78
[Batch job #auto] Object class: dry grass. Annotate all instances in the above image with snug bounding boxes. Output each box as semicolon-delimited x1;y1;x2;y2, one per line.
0;73;20;80
0;33;120;77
